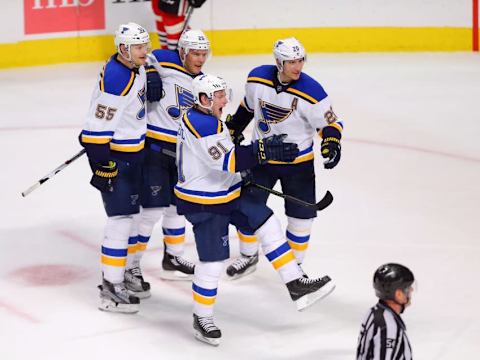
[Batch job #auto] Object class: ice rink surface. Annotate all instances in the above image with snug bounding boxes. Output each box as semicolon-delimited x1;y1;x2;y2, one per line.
0;52;479;359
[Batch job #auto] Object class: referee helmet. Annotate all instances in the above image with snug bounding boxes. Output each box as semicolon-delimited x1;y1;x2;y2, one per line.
373;263;414;300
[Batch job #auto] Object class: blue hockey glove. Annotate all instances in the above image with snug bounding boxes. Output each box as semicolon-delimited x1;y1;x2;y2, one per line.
225;114;245;144
146;66;162;102
253;134;299;164
90;161;118;192
321;126;342;169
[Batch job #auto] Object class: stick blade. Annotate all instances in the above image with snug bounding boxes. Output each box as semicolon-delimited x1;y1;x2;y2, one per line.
316;191;334;211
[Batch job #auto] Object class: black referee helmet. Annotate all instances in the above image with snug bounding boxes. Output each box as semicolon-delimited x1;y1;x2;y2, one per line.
373;263;414;300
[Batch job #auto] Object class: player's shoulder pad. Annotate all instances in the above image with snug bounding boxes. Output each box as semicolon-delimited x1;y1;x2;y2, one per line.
100;55;136;96
247;65;276;84
151;49;182;66
286;72;328;104
183;109;223;139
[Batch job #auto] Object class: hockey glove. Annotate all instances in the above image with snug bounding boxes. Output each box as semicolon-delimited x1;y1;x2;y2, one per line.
90;161;118;192
321;126;342;169
253;134;299;165
146;66;162;102
240;169;253;187
187;0;207;8
225;114;245;144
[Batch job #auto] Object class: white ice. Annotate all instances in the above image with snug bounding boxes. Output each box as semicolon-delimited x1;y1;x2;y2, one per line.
0;53;479;359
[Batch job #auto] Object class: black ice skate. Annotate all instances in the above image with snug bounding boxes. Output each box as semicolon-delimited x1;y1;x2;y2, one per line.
226;252;259;280
160;246;195;281
193;314;221;346
124;267;151;299
286;275;335;311
98;279;140;314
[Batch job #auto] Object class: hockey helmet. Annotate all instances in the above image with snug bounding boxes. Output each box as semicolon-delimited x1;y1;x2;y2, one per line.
373;263;415;300
178;29;210;55
192;74;231;109
114;22;150;60
273;37;306;72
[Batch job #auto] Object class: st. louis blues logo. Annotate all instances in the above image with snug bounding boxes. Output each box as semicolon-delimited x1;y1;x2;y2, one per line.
136;85;146;120
167;84;194;120
257;98;297;134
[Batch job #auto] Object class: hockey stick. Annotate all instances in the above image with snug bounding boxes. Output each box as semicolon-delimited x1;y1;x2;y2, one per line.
249;182;334;211
181;5;194;36
21;149;86;197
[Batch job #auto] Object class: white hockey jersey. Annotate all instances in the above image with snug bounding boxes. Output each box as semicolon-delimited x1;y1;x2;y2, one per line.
81;54;147;161
174;108;243;211
243;65;343;164
146;50;199;144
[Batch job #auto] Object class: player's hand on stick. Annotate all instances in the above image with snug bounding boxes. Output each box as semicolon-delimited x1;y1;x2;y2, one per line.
254;134;298;164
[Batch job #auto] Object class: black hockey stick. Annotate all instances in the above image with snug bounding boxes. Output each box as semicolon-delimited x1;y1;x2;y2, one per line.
21;149;86;197
249;182;333;211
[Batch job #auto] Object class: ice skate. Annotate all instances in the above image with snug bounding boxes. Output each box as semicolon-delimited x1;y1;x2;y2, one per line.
98;279;140;314
193;314;221;346
160;246;195;280
124;267;151;299
286;275;335;311
226;252;259;280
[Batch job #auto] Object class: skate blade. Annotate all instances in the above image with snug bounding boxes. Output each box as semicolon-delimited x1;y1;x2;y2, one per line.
159;270;193;281
194;331;220;346
127;289;151;299
226;265;257;281
99;298;139;314
296;281;336;312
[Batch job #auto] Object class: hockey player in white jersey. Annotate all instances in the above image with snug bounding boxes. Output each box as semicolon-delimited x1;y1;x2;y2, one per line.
80;23;150;313
225;37;344;279
125;30;209;284
176;74;336;346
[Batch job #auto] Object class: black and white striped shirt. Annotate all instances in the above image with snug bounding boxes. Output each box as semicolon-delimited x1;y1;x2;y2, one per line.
357;301;412;360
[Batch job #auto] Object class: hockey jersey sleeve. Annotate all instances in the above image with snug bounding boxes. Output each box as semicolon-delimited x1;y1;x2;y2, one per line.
305;96;344;139
81;62;133;162
182;111;257;173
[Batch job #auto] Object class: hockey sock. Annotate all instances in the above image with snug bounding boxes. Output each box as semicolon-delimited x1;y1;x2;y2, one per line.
101;215;134;284
256;216;302;283
192;261;224;317
135;207;164;265
162;205;186;257
237;228;259;256
286;217;313;264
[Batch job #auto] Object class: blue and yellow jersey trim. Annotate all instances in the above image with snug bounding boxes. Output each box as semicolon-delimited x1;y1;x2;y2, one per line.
174;181;242;205
319;121;344;138
182;111;223;139
99;55;136;96
192;283;217;306
151;49;198;78
265;242;296;270
247;65;328;105
146;124;178;143
163;227;186;245
268;144;314;165
286;231;310;251
222;149;236;173
110;133;146;152
237;229;257;243
81;130;114;144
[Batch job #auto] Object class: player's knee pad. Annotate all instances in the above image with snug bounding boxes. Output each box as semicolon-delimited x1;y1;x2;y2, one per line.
162;205;185;227
256;215;285;254
287;217;313;235
194;261;225;287
104;215;134;248
138;207;164;235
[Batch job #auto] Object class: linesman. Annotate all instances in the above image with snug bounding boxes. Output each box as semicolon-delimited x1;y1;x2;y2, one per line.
357;263;415;360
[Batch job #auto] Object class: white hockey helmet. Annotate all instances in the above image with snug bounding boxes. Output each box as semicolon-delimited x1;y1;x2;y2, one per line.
178;29;210;56
192;74;231;109
114;22;150;60
273;37;306;72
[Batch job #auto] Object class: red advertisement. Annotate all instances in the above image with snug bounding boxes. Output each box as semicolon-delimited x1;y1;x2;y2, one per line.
24;0;105;35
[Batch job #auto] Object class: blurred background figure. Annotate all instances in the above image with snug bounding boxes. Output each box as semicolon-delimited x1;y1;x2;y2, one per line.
151;0;207;50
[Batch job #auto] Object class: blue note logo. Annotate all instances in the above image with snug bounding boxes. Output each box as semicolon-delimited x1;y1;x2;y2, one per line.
167;84;194;120
257;98;296;134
